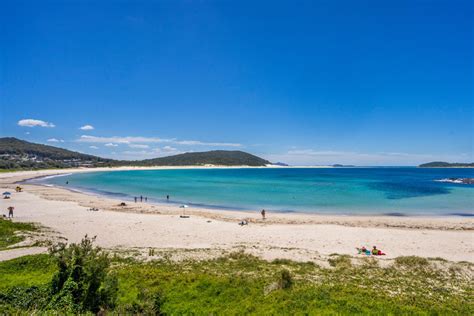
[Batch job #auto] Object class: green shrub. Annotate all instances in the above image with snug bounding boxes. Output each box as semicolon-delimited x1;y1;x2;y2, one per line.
328;255;352;268
395;256;429;267
47;235;118;313
271;258;293;265
279;269;293;289
0;285;50;310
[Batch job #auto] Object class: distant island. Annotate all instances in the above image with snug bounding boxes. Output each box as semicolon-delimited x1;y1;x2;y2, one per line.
272;162;289;166
0;137;270;170
418;161;474;168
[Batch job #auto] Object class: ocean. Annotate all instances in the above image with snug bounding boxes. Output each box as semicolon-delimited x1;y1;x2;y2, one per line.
37;168;474;216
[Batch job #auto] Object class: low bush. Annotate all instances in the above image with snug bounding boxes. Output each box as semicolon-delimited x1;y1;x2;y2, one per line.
328;255;352;268
395;256;429;267
47;235;118;313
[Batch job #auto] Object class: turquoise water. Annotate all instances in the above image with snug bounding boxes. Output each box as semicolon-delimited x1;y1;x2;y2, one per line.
38;168;474;216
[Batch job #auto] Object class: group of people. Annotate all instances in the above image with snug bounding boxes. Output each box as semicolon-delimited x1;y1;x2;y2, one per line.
357;246;386;256
133;195;171;203
134;195;148;203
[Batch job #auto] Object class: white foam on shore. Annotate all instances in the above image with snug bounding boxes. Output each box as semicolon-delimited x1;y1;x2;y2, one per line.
29;173;73;182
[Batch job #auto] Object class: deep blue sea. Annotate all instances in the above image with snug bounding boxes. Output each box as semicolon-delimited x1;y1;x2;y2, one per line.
37;168;474;216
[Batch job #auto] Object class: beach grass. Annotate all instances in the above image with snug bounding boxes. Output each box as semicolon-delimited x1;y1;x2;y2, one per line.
0;254;55;291
0;251;472;314
0;220;38;250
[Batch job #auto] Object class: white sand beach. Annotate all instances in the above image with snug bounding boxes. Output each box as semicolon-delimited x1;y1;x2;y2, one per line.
1;168;473;263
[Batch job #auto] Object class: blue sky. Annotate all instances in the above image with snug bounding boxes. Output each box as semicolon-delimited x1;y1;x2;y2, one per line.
1;0;472;165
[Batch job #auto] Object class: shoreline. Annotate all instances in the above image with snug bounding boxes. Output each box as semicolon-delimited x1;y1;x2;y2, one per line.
23;167;474;220
2;167;473;229
29;181;474;219
1;167;473;263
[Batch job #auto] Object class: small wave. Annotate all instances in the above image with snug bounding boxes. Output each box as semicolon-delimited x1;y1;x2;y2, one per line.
435;178;473;184
28;173;73;182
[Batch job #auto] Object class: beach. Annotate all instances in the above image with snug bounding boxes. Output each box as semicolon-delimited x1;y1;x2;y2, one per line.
1;167;473;263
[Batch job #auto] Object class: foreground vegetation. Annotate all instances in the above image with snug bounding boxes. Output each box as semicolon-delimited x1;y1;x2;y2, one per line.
0;220;37;250
0;238;472;315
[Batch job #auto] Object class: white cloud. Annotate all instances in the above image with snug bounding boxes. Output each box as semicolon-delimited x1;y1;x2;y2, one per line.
47;138;64;143
174;140;242;147
128;144;149;149
89;146;99;149
78;135;169;144
122;150;151;155
79;125;94;130
105;143;118;147
25;132;30;135
77;135;241;147
163;146;177;152
117;146;184;160
18;119;55;128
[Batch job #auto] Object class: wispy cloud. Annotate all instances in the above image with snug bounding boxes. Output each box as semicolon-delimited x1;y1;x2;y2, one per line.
104;143;118;147
47;138;64;143
128;144;150;149
77;135;241;147
79;125;94;130
163;146;177;152
89;146;99;149
18;119;55;128
120;146;183;160
78;135;170;144
122;150;151;156
174;140;242;147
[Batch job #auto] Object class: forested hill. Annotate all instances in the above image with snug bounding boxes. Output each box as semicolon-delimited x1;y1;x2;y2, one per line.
419;161;474;168
0;137;115;169
138;150;270;166
0;137;271;169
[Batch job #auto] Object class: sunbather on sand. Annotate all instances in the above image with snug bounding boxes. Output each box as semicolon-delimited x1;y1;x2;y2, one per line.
372;246;386;256
356;246;371;255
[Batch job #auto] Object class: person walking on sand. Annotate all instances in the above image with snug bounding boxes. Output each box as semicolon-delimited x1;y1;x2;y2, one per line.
134;197;137;203
261;209;266;220
7;206;14;218
140;195;143;202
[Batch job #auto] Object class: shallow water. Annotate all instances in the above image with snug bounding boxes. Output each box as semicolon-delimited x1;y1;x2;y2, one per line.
38;168;474;216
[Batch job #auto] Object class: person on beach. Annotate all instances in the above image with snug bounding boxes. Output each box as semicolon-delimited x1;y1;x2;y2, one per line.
357;246;371;255
239;219;248;226
372;246;386;256
145;197;147;202
134;197;137;203
7;206;14;218
140;195;143;202
261;209;266;220
166;195;170;201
